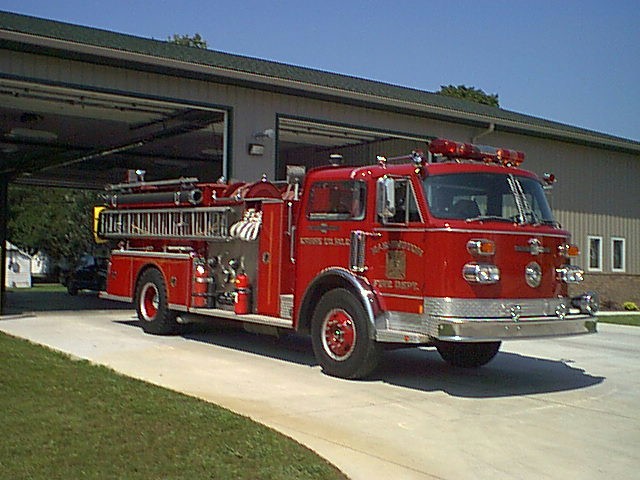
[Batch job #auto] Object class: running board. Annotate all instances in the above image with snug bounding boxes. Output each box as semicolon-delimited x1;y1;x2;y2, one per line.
188;307;294;329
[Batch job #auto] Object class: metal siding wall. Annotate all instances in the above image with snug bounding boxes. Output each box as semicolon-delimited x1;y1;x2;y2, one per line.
488;133;639;217
275;92;478;142
555;210;640;274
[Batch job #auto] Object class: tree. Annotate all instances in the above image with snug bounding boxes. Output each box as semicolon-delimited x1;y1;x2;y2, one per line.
7;185;99;264
167;33;208;49
437;85;499;107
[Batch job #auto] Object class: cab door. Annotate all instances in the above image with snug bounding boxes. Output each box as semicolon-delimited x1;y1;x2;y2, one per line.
295;179;367;297
368;176;426;314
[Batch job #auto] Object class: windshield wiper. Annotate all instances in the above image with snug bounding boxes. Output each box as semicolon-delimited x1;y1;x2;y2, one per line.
540;219;560;227
465;215;515;223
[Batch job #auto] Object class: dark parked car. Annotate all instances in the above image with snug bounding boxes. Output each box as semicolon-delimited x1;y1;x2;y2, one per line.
66;256;108;295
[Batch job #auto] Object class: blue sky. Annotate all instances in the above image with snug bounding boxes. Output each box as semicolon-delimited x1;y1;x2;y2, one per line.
1;0;639;141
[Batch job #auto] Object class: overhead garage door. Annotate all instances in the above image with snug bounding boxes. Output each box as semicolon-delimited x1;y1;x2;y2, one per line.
277;117;430;178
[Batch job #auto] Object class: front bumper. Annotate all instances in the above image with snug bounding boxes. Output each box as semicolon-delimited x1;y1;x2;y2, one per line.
374;295;598;344
431;314;597;342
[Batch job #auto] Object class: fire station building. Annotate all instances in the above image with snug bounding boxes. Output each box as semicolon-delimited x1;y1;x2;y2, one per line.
1;11;639;307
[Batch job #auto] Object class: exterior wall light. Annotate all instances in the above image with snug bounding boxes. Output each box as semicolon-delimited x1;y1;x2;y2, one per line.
248;143;265;155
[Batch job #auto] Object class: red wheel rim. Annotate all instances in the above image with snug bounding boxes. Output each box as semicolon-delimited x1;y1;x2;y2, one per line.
321;308;356;361
140;282;159;321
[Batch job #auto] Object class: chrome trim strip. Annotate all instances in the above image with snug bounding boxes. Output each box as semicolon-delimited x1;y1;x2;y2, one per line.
376;329;431;344
377;310;424;335
424;228;567;238
105;206;231;214
99;292;132;303
374;227;430;233
188;307;294;328
380;293;424;301
168;303;188;312
374;227;567;238
111;250;191;260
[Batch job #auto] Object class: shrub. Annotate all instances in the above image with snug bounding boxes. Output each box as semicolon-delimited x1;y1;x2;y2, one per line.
622;301;639;311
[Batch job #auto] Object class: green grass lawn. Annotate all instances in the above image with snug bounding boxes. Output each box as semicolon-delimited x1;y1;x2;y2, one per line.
598;314;640;327
8;283;66;293
0;333;347;480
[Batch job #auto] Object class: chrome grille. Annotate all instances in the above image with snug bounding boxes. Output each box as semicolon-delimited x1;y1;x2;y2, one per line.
423;297;568;319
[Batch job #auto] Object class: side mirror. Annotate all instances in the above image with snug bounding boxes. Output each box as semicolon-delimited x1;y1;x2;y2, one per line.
376;176;396;219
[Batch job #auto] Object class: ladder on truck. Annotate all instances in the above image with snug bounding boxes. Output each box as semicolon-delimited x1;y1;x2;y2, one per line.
97;206;234;241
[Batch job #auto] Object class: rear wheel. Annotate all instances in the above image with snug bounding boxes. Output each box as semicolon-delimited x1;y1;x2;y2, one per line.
135;269;182;335
311;288;381;379
436;341;501;368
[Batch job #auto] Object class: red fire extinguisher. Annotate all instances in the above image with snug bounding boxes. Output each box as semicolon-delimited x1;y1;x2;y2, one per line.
235;273;251;314
192;260;208;308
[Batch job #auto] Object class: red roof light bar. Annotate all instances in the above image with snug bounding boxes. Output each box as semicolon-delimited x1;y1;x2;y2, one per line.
429;138;481;160
429;138;525;166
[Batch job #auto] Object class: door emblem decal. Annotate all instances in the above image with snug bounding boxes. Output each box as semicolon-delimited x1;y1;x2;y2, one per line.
386;250;406;279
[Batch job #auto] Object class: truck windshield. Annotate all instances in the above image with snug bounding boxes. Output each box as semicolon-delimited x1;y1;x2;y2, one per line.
423;172;555;224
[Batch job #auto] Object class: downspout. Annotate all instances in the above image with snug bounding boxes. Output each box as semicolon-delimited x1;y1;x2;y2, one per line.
472;123;495;143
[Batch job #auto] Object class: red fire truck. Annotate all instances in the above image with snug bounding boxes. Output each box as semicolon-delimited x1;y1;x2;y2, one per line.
96;138;598;379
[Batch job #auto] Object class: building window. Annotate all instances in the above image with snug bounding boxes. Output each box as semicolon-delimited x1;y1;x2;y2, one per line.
588;236;602;272
611;237;626;272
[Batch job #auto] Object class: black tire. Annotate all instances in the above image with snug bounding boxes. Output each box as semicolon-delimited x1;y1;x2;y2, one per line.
311;288;382;379
67;282;78;295
135;269;182;335
436;341;501;368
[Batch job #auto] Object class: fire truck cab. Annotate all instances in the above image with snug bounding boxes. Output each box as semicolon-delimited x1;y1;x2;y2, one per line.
97;138;598;379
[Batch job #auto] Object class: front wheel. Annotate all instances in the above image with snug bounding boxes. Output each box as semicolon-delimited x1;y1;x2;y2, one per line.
135;269;182;335
436;341;501;368
311;288;382;379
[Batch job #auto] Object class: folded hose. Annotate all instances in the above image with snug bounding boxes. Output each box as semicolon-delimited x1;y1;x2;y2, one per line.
230;209;262;241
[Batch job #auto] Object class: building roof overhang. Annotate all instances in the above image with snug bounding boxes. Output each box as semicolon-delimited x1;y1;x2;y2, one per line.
1;10;639;156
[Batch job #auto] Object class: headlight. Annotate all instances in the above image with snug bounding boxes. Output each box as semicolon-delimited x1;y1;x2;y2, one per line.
525;262;542;288
463;263;500;284
556;265;584;284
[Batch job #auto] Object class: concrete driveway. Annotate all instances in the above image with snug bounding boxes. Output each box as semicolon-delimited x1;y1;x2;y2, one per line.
1;302;638;480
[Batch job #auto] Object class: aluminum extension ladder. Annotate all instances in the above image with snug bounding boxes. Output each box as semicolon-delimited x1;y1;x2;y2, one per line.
97;206;233;241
